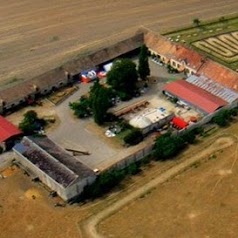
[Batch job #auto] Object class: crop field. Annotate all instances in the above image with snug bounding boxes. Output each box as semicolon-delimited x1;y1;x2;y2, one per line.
193;31;238;63
165;15;238;70
0;0;238;86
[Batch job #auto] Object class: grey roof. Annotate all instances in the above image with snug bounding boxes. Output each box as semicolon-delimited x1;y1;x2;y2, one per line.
186;75;238;104
14;136;95;188
64;33;144;75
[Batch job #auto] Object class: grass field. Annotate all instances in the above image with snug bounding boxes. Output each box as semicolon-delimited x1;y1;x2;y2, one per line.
165;15;238;70
99;123;238;238
0;0;238;86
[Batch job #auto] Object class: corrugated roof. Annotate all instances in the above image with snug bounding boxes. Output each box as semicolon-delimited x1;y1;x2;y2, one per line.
186;75;238;103
13;136;95;188
163;79;227;114
0;116;22;142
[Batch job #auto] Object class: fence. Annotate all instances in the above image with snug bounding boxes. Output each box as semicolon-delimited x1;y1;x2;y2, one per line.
106;143;154;172
105;101;238;173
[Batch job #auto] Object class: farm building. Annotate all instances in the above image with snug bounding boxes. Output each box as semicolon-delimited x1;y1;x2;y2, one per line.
0;116;22;150
186;74;238;105
163;79;227;114
13;136;96;202
0;33;144;114
129;107;174;134
144;31;238;89
0;68;71;114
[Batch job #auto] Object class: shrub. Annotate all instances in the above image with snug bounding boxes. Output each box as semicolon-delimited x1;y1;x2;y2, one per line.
124;129;143;145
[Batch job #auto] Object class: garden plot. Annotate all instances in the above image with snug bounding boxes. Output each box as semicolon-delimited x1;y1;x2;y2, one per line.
193;31;238;63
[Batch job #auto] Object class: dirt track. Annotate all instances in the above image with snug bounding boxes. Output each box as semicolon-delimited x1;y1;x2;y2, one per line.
80;136;236;238
1;0;238;85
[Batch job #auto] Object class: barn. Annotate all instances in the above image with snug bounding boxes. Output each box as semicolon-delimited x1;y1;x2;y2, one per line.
163;79;227;114
13;136;96;202
0;116;22;150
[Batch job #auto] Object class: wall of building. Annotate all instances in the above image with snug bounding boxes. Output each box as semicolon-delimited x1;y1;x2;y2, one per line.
64;175;96;201
13;150;80;201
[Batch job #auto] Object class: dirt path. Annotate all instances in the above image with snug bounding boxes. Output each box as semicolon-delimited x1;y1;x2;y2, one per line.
79;136;235;238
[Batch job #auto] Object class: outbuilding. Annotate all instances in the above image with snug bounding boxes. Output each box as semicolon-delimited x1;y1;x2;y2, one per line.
0;116;22;150
13;136;96;202
163;79;227;114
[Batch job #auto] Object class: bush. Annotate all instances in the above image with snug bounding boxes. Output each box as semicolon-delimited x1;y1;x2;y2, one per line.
127;163;141;175
69;96;92;118
81;169;126;199
181;130;196;144
19;110;45;135
154;133;186;160
212;109;231;127
124;129;143;145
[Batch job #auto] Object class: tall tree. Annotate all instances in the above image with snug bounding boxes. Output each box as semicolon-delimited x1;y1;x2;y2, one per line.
138;44;150;80
107;59;138;96
91;82;112;125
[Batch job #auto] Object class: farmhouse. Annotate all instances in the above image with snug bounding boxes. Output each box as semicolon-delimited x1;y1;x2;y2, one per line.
144;31;238;90
13;136;96;201
0;116;22;151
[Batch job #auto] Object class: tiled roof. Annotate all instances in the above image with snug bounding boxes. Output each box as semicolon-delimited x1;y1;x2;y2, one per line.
163;79;227;114
64;33;144;75
144;31;238;92
144;32;204;71
198;60;238;91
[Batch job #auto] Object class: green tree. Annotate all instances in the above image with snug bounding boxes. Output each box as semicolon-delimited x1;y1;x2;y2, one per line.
138;44;150;80
124;128;143;145
212;109;231;127
91;82;112;125
107;59;138;98
69;96;92;118
181;130;196;144
154;133;185;160
19;110;40;134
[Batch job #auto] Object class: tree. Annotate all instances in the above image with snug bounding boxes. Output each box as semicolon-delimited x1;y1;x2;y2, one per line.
181;130;196;144
124;128;143;145
193;18;201;27
138;44;150;80
91;82;112;125
212;109;231;127
69;96;92;118
154;133;185;160
19;110;41;134
107;59;138;98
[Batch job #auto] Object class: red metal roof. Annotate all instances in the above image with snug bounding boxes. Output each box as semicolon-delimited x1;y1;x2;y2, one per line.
163;79;227;114
172;117;188;129
0;116;22;142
